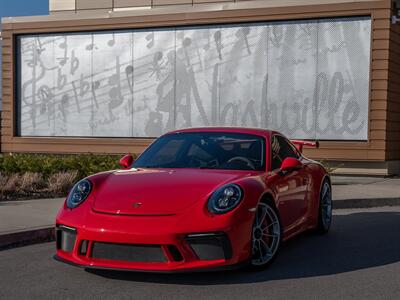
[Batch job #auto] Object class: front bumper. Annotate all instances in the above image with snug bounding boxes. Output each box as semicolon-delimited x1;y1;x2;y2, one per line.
55;207;254;272
53;253;249;273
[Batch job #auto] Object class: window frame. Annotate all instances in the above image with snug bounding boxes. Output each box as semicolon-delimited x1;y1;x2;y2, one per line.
133;131;267;171
270;134;302;172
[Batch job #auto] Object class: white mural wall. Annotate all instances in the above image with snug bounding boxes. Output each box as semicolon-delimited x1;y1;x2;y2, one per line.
17;17;371;140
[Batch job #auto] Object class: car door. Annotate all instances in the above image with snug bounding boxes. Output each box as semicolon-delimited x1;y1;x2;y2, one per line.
268;135;309;232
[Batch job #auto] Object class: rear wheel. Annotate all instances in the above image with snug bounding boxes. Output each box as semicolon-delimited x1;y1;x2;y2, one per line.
249;202;282;270
316;180;333;234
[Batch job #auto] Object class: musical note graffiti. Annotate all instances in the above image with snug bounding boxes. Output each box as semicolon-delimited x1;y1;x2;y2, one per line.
17;17;371;140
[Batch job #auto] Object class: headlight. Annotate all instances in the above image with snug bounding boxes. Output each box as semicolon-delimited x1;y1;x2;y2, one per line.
207;184;243;214
66;179;92;209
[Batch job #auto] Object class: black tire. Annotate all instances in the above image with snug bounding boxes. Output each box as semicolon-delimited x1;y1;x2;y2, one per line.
247;201;282;271
316;180;333;234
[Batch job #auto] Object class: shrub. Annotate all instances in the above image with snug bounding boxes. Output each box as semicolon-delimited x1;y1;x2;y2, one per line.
1;174;20;195
47;171;79;195
19;172;46;193
0;153;127;179
0;174;7;192
0;153;137;200
318;160;343;174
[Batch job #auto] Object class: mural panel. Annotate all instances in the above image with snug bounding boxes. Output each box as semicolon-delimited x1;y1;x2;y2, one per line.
316;18;371;140
17;17;371;140
91;32;133;137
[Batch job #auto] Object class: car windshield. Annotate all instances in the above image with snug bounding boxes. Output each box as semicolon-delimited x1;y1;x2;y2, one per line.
133;132;266;171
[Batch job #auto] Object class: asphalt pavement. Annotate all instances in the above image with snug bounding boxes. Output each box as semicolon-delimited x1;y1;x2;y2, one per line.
0;206;399;300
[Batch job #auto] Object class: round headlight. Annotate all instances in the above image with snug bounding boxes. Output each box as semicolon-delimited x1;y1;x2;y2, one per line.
66;179;92;209
208;184;243;214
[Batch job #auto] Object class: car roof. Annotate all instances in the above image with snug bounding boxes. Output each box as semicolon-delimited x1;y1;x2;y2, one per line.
166;127;278;138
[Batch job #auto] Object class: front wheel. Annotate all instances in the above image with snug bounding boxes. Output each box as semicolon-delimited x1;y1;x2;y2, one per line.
248;202;282;270
316;180;333;234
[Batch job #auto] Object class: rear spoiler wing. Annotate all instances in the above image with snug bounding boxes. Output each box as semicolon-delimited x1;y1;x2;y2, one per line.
290;140;320;153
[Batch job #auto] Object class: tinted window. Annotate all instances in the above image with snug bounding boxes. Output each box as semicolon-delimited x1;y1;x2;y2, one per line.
271;135;299;170
144;139;184;166
133;132;266;171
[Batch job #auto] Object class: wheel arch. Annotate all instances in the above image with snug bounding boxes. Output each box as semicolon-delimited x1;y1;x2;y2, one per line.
323;173;331;187
258;192;278;212
312;170;332;225
319;173;332;196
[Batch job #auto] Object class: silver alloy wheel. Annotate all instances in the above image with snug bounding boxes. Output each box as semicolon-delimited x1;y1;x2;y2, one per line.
321;182;333;229
251;203;281;266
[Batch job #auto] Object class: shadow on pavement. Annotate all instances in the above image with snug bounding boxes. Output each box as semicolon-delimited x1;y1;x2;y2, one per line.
87;211;400;285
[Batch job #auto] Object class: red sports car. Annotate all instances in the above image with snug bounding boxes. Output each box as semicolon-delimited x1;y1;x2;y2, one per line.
55;127;332;272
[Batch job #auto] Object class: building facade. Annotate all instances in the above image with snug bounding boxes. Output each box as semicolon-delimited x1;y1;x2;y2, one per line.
1;0;400;175
0;0;48;111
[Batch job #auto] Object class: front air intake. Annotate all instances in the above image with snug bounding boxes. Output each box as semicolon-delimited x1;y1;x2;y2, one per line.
91;242;166;263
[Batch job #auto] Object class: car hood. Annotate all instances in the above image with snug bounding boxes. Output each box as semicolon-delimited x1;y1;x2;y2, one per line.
92;168;253;216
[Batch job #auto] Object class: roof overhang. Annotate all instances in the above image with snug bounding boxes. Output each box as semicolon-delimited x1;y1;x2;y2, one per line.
1;0;385;25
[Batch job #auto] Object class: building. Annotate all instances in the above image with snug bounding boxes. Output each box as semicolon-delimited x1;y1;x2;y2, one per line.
0;0;48;121
1;0;400;175
0;31;2;111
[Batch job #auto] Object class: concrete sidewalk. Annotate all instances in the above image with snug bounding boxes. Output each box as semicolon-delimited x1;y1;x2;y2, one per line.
0;198;64;250
0;198;64;235
0;176;399;250
332;176;400;208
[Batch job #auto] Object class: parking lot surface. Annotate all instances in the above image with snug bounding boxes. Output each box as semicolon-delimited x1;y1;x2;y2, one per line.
0;207;399;300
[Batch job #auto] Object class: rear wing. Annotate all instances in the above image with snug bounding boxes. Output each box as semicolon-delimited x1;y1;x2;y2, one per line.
290;140;320;153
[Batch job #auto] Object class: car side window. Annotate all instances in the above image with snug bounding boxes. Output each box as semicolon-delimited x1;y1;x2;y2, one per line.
271;135;300;171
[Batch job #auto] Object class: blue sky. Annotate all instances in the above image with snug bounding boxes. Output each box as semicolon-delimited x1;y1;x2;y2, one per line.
0;0;48;19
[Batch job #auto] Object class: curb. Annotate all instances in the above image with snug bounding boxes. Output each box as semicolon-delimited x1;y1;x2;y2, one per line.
0;227;55;251
333;198;400;209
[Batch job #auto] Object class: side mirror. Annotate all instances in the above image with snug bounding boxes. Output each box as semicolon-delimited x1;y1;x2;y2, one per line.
280;157;302;173
119;154;134;169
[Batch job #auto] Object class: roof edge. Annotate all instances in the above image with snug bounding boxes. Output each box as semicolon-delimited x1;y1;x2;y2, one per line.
1;0;386;24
